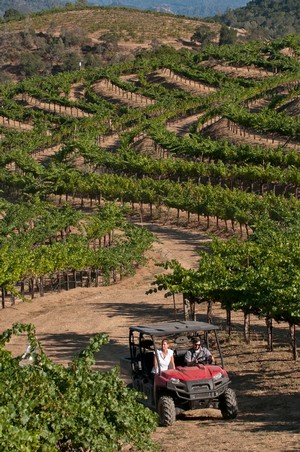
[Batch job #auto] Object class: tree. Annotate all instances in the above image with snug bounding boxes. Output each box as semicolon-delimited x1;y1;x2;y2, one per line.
100;32;119;52
3;8;23;21
148;220;300;359
19;52;45;76
62;27;87;47
219;25;237;45
40;37;66;73
191;25;217;48
84;52;101;68
61;51;81;72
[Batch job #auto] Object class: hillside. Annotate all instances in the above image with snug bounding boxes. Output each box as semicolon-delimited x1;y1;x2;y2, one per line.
215;0;300;39
0;0;250;18
4;1;300;85
0;6;219;83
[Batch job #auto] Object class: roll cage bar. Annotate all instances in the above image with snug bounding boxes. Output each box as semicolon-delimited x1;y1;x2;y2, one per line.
128;321;224;373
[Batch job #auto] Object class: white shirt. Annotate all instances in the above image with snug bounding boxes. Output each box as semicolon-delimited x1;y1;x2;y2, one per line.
155;348;174;372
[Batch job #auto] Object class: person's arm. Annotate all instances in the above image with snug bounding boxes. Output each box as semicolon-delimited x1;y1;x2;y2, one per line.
153;352;159;374
170;352;175;369
209;352;215;364
205;348;215;364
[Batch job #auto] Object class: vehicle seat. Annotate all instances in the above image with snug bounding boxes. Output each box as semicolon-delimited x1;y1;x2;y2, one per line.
140;339;154;350
174;349;187;367
143;351;154;376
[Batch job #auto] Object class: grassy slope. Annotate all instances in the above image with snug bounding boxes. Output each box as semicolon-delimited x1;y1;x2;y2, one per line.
0;6;214;41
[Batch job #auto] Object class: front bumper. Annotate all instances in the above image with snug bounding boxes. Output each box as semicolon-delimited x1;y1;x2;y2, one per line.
166;376;229;401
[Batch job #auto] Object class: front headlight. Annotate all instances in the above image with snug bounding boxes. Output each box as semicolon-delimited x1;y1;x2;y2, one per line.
170;378;180;384
212;372;223;381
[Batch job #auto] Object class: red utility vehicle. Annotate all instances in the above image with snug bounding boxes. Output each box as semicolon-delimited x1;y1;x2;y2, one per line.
120;321;238;426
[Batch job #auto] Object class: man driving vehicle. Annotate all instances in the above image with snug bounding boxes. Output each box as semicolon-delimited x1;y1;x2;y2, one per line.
184;336;215;366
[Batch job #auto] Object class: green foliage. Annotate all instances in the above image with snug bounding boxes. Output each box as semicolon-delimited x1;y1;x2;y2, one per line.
61;51;82;72
217;0;300;40
191;24;217;47
149;219;300;330
19;52;45;76
0;324;158;451
3;8;24;21
219;25;237;45
0;198;154;295
0;26;300;359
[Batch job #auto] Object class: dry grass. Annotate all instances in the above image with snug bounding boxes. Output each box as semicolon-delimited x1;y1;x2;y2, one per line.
0;7;216;45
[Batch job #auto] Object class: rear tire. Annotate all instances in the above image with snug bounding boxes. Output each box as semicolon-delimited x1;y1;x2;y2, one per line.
219;388;238;419
158;395;176;426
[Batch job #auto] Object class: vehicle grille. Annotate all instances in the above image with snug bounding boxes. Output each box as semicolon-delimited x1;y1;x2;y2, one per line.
191;383;210;391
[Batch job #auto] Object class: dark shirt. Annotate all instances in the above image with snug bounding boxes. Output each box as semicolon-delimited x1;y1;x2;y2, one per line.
184;346;212;365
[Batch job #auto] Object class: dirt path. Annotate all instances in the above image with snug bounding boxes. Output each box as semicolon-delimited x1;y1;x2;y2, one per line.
69;82;86;101
147;69;216;96
166;112;204;136
1;223;206;364
1;221;300;451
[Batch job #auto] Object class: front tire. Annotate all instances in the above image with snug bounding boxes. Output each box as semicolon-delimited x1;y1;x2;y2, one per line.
219;388;238;419
158;395;176;426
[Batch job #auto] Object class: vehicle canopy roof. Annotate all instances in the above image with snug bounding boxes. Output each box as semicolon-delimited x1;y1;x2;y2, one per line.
129;321;219;337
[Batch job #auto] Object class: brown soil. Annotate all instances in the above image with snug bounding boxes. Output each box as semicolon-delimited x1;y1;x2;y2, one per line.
15;94;92;118
0;115;34;131
278;97;300;117
166;112;204;137
146;69;216;96
205;117;300;151
92;79;155;108
200;61;273;79
69;83;86;102
1;220;300;451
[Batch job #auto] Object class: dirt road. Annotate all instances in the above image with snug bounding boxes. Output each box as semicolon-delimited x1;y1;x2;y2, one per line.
1;222;300;451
